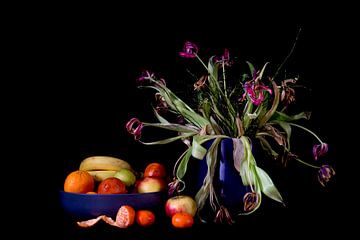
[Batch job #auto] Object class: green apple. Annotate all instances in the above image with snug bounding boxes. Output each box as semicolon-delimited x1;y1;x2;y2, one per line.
114;168;136;187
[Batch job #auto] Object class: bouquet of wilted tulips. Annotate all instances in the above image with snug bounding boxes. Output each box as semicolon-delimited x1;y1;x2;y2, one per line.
126;39;335;223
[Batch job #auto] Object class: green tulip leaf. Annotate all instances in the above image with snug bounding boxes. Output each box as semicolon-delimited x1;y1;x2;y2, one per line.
176;147;193;180
270;111;311;122
246;61;255;77
256;166;284;204
152;107;169;124
192;136;208;160
274;120;292;149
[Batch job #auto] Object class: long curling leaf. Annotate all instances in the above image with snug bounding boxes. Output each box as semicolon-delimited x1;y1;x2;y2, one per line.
170;96;209;128
237;142;263;216
200;98;211;119
258;62;269;81
191;134;229;160
246;61;255;77
140;132;195;145
140;85;176;110
237;136;283;215
176;147;193;180
194;134;229;146
254;98;268;120
256;135;279;159
195;138;222;215
255;166;284;204
206;138;222;211
273;120;292;150
207;56;221;94
241;135;283;204
270;111;311;122
143;122;199;133
192;136;208;160
209;97;233;135
242;100;254;130
239;136;256;186
259;80;280;127
152;107;169;124
145;82;210;128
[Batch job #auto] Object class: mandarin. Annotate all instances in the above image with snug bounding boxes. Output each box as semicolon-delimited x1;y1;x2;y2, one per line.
64;170;95;193
171;212;194;228
136;210;156;227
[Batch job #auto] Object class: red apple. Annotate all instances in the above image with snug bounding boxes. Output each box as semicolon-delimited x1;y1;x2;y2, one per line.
132;179;142;193
165;195;197;217
137;177;166;193
144;162;166;178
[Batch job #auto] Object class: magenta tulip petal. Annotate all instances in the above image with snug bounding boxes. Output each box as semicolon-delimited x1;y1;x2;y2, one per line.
318;165;335;187
243;81;272;106
179;41;198;58
312;143;329;160
126;118;144;140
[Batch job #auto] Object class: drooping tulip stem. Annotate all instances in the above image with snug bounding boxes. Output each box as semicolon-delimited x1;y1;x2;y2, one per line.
289;123;324;143
196;54;209;72
222;62;228;98
294;158;320;169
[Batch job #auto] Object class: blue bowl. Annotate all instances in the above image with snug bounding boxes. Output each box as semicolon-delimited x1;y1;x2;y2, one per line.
60;191;166;220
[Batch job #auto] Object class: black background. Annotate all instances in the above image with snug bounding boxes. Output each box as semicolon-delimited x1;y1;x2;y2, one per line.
12;4;353;239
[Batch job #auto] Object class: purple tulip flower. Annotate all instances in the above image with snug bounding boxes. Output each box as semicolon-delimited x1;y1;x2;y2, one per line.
179;41;198;58
313;143;329;160
243;192;259;212
137;70;154;85
318;165;335;187
242;81;273;106
126;118;144;140
215;48;233;66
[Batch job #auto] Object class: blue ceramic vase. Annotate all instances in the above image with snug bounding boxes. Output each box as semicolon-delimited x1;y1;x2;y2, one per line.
192;138;250;211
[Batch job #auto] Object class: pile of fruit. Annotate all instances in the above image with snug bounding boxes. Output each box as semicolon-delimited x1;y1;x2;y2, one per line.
63;155;197;228
64;156;167;194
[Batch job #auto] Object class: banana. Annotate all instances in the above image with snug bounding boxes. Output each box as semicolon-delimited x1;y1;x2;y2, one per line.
79;156;131;171
87;170;117;182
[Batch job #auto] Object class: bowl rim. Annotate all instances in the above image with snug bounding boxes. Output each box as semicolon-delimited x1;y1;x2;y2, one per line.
59;190;166;197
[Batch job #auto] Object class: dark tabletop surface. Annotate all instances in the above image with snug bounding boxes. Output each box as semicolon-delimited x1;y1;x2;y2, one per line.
51;191;339;240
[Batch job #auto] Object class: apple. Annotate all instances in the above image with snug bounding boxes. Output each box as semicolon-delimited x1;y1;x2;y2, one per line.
165;195;197;217
97;177;127;194
114;168;136;187
137;177;166;193
144;162;166;178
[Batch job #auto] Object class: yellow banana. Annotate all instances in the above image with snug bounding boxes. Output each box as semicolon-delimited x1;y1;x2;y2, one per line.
87;170;117;182
79;156;131;171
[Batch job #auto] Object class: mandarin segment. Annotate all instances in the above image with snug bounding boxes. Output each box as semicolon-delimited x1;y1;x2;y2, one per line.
115;205;136;228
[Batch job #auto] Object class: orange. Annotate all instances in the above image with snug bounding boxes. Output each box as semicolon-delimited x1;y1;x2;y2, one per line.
97;177;127;194
64;170;94;193
136;210;156;227
115;205;136;228
171;212;194;228
144;162;166;178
